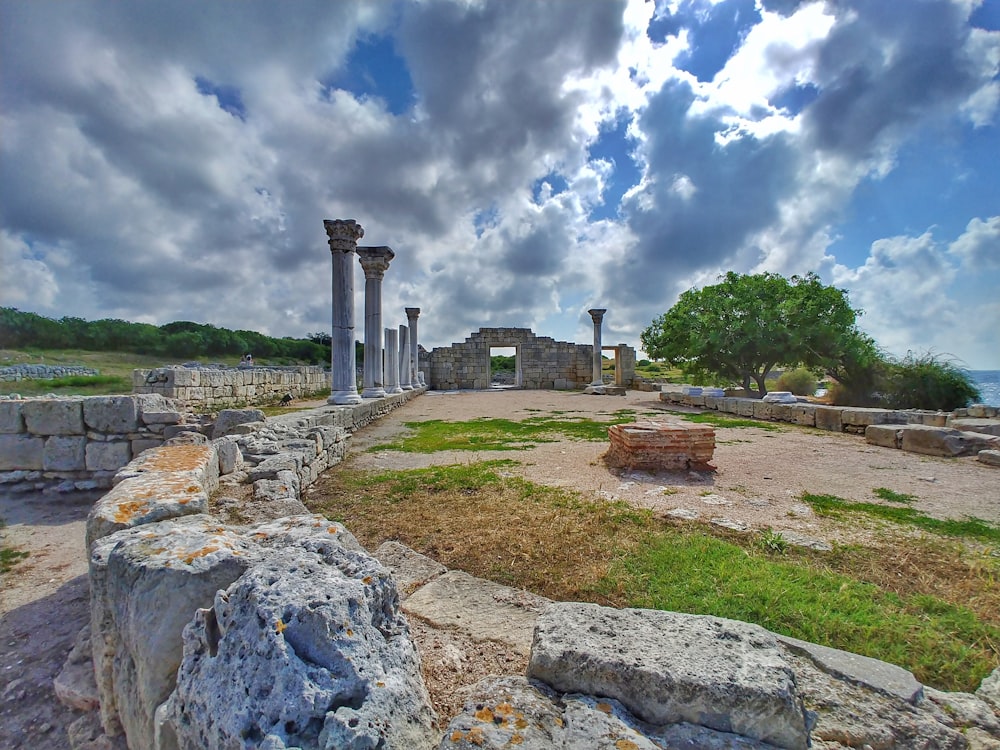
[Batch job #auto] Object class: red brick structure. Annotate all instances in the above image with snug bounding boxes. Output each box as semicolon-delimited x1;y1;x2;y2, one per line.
606;420;716;471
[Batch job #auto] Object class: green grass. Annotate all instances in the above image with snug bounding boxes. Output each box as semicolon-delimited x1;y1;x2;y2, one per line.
0;519;30;575
369;413;638;453
662;409;783;431
608;528;997;690
873;487;917;504
803;492;1000;543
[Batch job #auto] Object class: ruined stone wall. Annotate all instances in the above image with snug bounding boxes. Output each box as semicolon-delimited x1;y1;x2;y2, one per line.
425;327;636;390
0;364;100;382
132;365;329;409
0;394;183;493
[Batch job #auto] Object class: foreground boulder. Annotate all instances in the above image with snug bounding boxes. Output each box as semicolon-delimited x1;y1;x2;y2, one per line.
526;603;812;750
156;542;438;750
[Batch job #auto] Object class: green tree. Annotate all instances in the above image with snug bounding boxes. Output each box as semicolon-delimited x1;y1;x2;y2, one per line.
641;272;863;396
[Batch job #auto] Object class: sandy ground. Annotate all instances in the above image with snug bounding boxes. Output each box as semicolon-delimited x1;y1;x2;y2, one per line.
1;387;997;746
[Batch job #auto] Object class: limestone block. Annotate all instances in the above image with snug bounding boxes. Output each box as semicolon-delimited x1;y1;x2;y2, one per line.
44;435;88;471
978;667;1000;711
0;401;24;433
212;408;265;439
762;391;797;404
171;368;198;387
85;441;132;472
527;603;811;750
54;625;100;712
86;443;217;548
968;405;999;418
866;424;901;449
735;399;757;417
131;438;162;457
215;437;243;475
157;543;438;750
752;400;776;420
0;434;44;470
89;516;258;745
899;425;1000;457
786;404;817;427
947;418;1000;436
83;396;140;433
22;398;85;435
978;450;1000;467
374;541;447;600
814;406;844;432
841;407;907;428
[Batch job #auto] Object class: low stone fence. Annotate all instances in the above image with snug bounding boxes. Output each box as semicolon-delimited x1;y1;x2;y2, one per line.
0;394;185;493
132;365;330;409
659;386;1000;464
0;364;100;382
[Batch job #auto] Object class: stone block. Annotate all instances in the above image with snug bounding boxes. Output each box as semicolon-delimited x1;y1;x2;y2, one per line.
947;417;1000;436
752;400;776;420
140;410;181;425
215;437;243;475
373;541;447;600
528;603;811;749
841;408;907;428
22;398;85;435
606;421;715;472
157;543;438;750
85;440;132;472
735;399;757;417
0;401;24;433
83;395;140;433
977;450;1000;467
0;434;44;470
865;424;901;449
786;404;817;426
130;438;161;457
44;435;88;471
814;406;843;432
212;408;266;439
899;425;1000;457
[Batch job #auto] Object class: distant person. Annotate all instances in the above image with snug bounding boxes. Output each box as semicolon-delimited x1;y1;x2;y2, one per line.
246;353;253;366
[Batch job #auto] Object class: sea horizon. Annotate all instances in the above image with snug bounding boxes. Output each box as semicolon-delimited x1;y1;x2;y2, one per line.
970;370;1000;408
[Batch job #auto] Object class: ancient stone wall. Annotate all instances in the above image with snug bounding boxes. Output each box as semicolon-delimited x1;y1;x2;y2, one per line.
0;394;184;493
132;365;329;409
0;364;100;382
425;327;636;390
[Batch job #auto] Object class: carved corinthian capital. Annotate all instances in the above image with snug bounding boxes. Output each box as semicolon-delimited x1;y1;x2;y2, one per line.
323;219;365;253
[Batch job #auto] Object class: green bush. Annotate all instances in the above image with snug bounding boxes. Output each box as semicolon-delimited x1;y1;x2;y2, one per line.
882;353;980;411
775;367;818;396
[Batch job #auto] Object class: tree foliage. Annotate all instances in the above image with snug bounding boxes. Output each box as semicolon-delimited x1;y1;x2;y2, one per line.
641;272;862;395
0;307;330;364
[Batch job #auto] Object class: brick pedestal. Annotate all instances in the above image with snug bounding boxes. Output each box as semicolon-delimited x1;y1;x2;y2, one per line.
606;421;716;471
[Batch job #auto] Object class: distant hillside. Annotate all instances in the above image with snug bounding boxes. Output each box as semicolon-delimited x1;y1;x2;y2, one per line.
0;307;330;364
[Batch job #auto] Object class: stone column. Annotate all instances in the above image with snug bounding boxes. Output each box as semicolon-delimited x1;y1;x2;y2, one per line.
384;327;402;394
399;324;412;390
324;219;364;405
405;307;422;386
357;246;394;398
585;308;607;394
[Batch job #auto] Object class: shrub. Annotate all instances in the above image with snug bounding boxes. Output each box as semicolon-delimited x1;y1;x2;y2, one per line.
775;367;818;396
882;352;980;411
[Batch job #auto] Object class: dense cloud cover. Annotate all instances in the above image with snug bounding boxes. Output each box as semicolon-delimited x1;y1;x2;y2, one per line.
1;0;997;367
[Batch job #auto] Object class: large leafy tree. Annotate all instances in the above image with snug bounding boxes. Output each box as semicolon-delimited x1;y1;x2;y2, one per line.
641;272;862;395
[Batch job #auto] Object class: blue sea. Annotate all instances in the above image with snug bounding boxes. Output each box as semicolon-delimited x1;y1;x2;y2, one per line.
971;370;1000;407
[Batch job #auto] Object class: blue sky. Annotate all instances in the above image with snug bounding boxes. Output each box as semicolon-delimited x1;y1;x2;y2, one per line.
1;0;998;368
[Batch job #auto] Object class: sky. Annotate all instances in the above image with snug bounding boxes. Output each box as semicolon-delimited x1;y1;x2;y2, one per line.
1;0;998;370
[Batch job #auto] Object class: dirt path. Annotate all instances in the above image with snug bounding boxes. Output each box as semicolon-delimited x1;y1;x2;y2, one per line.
1;388;996;745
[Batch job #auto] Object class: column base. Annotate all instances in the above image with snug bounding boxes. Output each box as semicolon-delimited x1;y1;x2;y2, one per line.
401;384;414;391
362;387;387;399
385;386;404;395
329;391;363;405
585;384;607;395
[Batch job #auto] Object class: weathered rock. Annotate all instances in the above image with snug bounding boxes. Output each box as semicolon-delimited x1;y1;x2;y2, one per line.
438;676;776;749
947;417;1000;436
374;540;447;599
22;398;85;435
157;542;437;750
54;625;101;711
0;434;44;470
404;570;550;657
527;603;811;749
214;437;242;475
979;667;1000;711
86;443;218;549
83;396;140;433
762;392;797;404
43;435;89;471
0;400;24;432
978;449;1000;467
211;408;265;439
813;406;843;432
85;441;133;472
899;425;1000;457
924;687;1000;733
89;515;258;745
866;424;901;449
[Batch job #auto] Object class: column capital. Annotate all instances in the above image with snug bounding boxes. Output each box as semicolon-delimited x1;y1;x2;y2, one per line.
404;307;420;320
324;219;365;253
588;308;607;324
357;246;395;279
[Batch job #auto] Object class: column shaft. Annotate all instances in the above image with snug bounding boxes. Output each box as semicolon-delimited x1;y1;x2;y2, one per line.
357;246;395;399
587;308;607;394
384;327;402;394
399;324;412;390
405;307;422;387
324;219;364;405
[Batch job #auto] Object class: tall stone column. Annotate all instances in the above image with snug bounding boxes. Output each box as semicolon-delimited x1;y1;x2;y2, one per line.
585;308;607;394
399;324;412;390
405;307;422;386
324;219;364;405
357;246;394;399
384;327;402;394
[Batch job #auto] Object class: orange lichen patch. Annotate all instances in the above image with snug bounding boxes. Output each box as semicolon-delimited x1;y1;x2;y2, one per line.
510;736;524;746
134;444;214;473
615;740;639;750
275;620;288;634
328;526;341;534
113;500;151;523
474;706;494;723
346;628;354;637
450;731;463;743
596;702;613;714
362;576;373;585
554;717;563;727
514;717;528;730
466;726;485;745
494;703;516;717
180;544;220;565
376;681;385;688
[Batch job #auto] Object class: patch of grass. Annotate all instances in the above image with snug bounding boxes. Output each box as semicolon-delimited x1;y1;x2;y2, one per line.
369;413;637;453
307;462;999;692
873;487;917;504
802;493;1000;544
757;528;788;554
662;410;782;431
0;519;30;575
